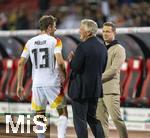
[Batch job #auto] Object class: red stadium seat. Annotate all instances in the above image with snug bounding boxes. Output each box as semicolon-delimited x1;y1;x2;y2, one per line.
121;57;143;106
0;59;14;101
130;59;150;107
7;59;20;101
120;61;129;96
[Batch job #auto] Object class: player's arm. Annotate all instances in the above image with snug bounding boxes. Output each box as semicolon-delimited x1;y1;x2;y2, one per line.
17;57;28;87
55;53;66;79
17;44;30;99
17;57;28;99
54;38;66;81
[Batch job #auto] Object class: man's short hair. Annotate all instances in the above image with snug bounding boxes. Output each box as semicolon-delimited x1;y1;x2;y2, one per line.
103;22;116;32
39;15;56;31
81;19;98;35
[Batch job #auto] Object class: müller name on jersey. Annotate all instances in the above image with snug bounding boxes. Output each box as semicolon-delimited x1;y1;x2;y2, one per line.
35;40;46;45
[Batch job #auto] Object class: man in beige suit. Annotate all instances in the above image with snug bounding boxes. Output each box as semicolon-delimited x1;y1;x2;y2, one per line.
96;22;128;138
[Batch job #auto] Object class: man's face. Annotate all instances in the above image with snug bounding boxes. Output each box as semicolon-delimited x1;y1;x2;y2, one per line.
79;24;89;41
49;22;56;36
102;25;115;43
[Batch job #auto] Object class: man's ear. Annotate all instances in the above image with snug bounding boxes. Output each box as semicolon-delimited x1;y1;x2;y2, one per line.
114;30;117;35
87;31;92;36
47;25;52;32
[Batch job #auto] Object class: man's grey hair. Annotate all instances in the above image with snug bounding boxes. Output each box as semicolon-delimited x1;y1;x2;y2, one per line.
81;19;98;35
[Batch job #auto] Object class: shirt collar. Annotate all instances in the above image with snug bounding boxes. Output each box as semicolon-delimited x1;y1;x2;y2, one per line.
104;40;119;50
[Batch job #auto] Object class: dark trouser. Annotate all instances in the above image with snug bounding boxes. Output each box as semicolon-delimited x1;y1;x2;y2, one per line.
71;98;104;138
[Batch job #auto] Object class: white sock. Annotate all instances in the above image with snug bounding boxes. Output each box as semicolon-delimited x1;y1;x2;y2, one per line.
37;133;45;138
57;115;68;138
36;125;46;138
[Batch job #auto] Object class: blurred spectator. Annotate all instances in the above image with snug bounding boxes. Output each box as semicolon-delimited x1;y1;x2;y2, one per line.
101;0;110;20
15;6;30;30
0;12;8;30
82;7;93;19
8;8;17;30
38;0;50;15
141;15;150;26
133;16;142;27
94;8;105;27
58;4;82;29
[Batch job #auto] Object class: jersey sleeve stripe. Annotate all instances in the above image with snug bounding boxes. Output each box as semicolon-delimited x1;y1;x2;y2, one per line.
55;38;62;48
23;46;28;52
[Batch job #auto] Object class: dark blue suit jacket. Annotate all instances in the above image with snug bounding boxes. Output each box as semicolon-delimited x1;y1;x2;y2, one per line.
68;36;107;100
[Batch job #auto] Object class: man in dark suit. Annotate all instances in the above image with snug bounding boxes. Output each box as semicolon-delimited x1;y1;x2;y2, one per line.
68;19;107;138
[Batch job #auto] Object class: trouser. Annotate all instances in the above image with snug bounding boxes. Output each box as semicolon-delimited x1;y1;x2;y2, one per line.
71;98;104;138
96;94;128;138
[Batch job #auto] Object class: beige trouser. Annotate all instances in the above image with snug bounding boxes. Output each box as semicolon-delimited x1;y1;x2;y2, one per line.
96;94;128;138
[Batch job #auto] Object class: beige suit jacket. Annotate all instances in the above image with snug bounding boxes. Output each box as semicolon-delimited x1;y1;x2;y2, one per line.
102;44;126;95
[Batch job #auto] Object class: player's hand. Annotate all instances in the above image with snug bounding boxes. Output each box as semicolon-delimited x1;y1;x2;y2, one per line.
67;51;74;62
17;86;24;100
60;72;66;85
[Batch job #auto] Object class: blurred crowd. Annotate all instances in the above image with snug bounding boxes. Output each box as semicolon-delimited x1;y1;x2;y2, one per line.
0;0;150;30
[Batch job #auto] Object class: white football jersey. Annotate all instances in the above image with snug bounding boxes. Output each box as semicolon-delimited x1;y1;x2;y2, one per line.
21;34;62;87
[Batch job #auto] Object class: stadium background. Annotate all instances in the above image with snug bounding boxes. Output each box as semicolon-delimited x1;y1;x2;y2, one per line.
0;0;150;138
